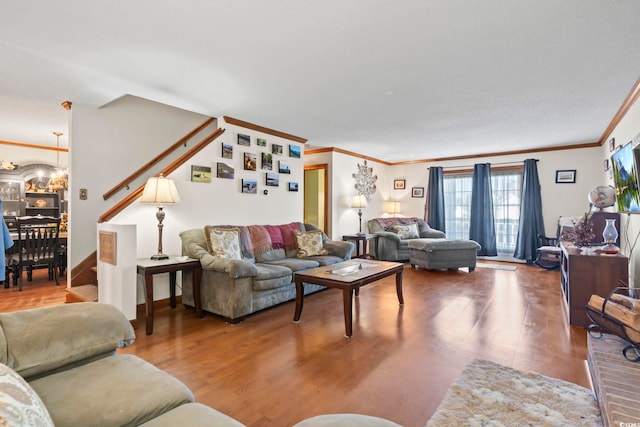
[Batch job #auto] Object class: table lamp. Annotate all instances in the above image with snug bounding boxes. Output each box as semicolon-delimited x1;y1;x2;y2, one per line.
385;201;401;217
351;194;368;235
140;174;180;260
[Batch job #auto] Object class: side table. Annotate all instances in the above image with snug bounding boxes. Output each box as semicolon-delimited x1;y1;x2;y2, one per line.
342;234;379;259
136;257;202;335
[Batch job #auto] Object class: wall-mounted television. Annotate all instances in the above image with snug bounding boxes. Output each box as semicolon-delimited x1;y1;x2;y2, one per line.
611;143;640;213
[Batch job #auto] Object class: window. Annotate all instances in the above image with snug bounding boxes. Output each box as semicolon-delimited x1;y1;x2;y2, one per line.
443;168;523;255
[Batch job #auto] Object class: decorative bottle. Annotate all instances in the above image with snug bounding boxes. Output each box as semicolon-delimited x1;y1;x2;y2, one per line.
602;218;620;254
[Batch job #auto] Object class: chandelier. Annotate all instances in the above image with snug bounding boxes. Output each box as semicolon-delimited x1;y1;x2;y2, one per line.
49;131;68;192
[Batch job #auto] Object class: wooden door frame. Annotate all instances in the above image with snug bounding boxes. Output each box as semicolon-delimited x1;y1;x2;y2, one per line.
304;164;329;234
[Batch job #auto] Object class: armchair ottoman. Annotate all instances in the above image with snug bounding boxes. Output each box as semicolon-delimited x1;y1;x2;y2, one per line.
409;238;481;271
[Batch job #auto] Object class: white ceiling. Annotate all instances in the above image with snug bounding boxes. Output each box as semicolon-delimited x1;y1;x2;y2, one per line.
1;1;640;162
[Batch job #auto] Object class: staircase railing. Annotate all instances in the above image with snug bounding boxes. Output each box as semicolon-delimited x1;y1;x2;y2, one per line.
98;126;225;223
102;117;216;200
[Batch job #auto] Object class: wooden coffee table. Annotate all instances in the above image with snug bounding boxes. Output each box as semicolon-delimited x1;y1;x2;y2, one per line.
293;260;404;337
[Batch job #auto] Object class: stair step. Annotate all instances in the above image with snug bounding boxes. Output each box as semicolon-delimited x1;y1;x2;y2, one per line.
66;284;98;303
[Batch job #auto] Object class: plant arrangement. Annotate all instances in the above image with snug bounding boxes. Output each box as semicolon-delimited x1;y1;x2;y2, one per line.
570;212;595;247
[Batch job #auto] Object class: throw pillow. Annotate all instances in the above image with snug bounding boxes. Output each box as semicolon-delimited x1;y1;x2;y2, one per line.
0;363;54;427
203;226;241;259
293;230;329;258
392;223;419;239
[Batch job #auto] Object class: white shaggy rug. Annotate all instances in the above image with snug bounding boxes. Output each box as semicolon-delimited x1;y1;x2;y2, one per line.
427;360;601;427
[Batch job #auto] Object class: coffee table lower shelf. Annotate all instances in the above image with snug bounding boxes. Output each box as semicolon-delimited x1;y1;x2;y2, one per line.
293;260;404;337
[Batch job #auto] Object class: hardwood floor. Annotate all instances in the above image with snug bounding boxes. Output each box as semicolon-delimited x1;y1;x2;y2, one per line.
0;262;589;427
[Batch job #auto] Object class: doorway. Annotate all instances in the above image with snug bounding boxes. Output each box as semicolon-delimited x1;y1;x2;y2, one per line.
304;164;328;234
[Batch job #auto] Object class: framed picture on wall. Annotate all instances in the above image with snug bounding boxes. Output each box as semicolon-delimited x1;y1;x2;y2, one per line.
289;145;301;158
555;169;576;184
191;165;212;183
266;172;279;187
222;143;233;159
244;152;257;171
99;231;117;265
242;179;257;193
394;179;406;190
411;187;424;198
237;133;250;146
216;162;234;179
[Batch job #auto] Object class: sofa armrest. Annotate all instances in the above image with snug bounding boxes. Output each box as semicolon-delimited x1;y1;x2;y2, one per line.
374;231;401;243
420;229;446;238
198;253;259;279
323;240;355;260
0;303;135;380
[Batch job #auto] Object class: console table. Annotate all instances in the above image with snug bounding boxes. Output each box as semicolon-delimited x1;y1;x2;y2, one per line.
560;244;628;327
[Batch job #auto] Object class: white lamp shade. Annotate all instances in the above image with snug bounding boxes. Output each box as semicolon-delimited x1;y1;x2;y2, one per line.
140;175;180;204
351;195;368;209
385;201;401;215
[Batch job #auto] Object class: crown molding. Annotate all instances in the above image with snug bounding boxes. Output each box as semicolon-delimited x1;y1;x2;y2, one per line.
223;116;307;144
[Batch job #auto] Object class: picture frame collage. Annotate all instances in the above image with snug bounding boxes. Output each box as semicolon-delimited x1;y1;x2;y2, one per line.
393;178;425;199
191;132;300;194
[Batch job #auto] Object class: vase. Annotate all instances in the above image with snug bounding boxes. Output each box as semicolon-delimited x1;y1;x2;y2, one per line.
602;218;620;254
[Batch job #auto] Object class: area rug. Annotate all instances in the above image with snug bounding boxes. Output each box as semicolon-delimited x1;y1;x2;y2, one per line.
427;360;601;427
476;262;517;271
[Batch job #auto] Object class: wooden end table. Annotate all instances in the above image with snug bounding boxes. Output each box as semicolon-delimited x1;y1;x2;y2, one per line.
293;260;404;337
342;234;379;259
136;257;202;335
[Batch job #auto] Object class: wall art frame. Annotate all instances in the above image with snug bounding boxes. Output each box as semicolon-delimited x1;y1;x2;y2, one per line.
394;179;406;190
555;170;576;184
411;187;424;198
237;133;250;146
99;230;117;265
190;165;211;183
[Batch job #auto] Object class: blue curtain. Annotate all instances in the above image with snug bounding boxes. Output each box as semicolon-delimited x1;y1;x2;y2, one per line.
427;167;445;232
469;163;497;256
514;159;545;263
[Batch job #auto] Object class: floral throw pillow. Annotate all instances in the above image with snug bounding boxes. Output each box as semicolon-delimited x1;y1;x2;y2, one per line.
0;363;54;427
204;226;241;259
294;230;329;258
392;223;419;240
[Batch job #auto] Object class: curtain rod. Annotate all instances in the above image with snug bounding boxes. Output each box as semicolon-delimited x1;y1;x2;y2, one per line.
428;159;538;170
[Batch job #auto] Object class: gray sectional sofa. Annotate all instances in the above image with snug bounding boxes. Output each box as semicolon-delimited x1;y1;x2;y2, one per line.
179;222;354;323
367;217;446;261
368;217;480;271
0;303;243;427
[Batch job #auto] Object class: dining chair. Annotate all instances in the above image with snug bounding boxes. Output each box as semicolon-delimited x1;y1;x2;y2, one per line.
8;216;61;291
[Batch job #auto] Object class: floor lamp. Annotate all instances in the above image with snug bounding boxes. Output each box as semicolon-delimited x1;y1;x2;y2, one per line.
140;174;180;260
351;195;368;235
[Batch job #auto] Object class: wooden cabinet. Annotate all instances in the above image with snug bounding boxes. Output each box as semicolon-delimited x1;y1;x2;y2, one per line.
25;192;60;217
0;164;66;219
0;178;24;217
560;244;628;327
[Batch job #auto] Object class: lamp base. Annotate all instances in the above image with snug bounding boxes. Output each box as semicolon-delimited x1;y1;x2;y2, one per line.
150;253;170;261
